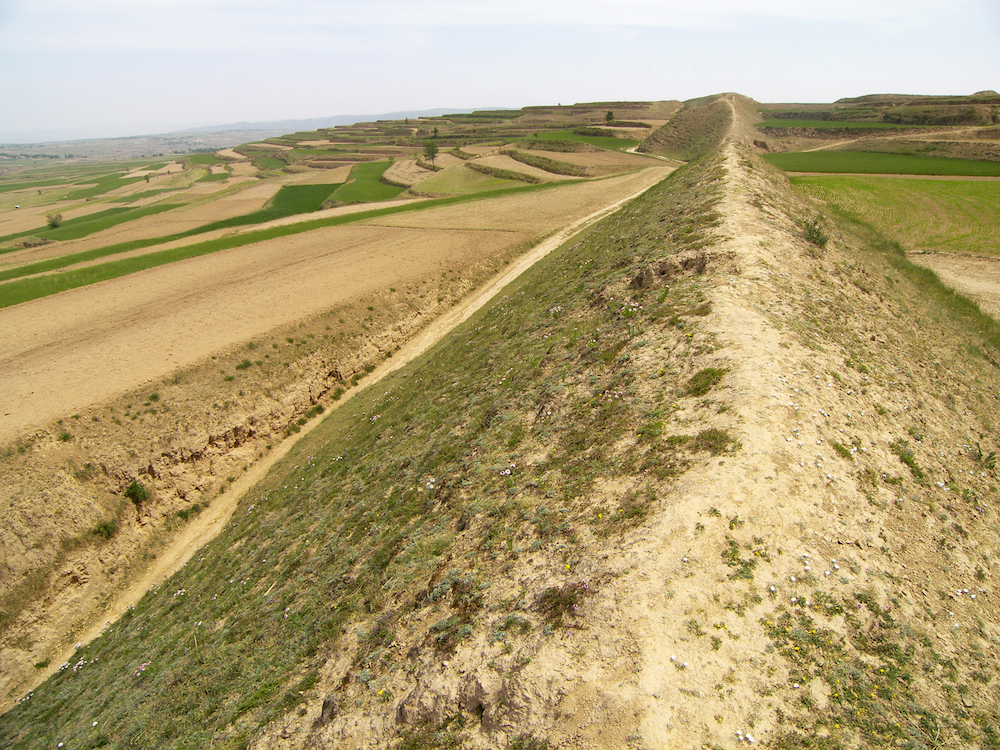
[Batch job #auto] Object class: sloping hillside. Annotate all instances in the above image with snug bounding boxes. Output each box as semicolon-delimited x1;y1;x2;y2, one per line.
2;95;999;749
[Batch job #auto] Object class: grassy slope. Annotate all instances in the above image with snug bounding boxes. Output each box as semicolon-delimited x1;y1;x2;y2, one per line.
0;156;728;750
793;175;1000;255
765;151;1000;176
638;98;732;160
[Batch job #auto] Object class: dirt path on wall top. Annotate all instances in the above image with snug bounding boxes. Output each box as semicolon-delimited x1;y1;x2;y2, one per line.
15;165;672;706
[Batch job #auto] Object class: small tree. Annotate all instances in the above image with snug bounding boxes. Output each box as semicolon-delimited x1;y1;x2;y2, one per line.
46;212;63;229
605;110;615;123
423;140;439;169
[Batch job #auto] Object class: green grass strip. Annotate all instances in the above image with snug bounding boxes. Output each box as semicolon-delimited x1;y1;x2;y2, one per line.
758;119;922;130
765;151;1000;176
533;130;638;152
0;203;182;251
0;180;582;308
0;178;71;194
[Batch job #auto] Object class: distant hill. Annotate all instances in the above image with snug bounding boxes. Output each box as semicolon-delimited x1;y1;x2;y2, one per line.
166;108;483;135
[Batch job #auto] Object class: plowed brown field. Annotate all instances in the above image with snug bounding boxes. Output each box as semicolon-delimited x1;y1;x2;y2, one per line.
0;167;670;444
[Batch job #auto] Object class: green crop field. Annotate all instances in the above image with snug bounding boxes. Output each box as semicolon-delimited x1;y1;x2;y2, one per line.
415;165;523;195
758;119;921;130
196;171;230;182
110;189;176;203
186;153;224;165
793;175;1000;256
252;157;287;171
533;130;638;152
0;178;70;194
765;151;1000;176
0;185;338;279
64;173;149;200
327;161;406;203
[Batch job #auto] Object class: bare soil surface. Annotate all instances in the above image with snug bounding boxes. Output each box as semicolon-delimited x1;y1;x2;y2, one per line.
370;168;668;233
908;251;1000;319
286;164;353;184
382;158;435;187
0;225;526;445
0;168;668;445
0;181;282;268
525;148;660;174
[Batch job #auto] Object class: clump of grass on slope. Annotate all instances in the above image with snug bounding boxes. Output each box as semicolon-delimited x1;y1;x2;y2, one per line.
0;156;728;749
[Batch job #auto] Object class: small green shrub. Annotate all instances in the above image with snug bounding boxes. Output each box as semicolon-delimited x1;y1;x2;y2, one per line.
92;520;118;539
46;213;63;229
804;217;829;248
971;442;997;471
124;480;150;505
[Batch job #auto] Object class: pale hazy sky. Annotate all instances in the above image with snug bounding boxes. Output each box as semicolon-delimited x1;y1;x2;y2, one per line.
1;0;998;142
